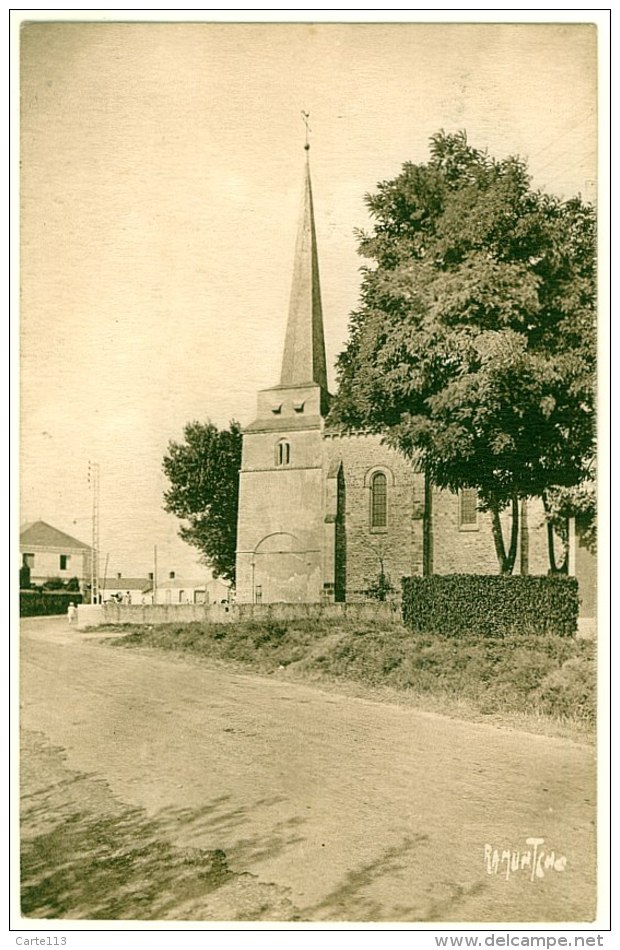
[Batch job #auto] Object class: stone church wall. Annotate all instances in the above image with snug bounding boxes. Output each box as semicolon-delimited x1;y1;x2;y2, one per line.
432;490;550;576
324;432;424;599
322;432;553;594
236;426;326;603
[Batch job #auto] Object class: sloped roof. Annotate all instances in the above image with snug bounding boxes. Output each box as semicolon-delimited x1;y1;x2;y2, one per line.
156;578;209;590
20;520;90;550
101;577;152;591
280;151;328;392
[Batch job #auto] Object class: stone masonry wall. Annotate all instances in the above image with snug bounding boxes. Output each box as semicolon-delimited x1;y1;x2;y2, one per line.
77;600;402;628
324;432;424;599
432;489;550;576
236;425;326;603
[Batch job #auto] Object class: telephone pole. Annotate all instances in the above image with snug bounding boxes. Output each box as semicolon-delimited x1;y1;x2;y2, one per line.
88;461;100;604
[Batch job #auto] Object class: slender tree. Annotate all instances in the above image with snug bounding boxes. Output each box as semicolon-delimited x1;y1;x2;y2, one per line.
162;420;242;584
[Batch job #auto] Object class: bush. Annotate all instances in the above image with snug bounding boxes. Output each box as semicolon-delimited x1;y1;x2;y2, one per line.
365;571;395;602
42;576;65;591
533;657;596;722
402;574;579;638
20;590;83;617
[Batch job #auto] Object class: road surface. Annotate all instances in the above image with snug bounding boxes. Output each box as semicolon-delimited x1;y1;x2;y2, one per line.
19;616;597;922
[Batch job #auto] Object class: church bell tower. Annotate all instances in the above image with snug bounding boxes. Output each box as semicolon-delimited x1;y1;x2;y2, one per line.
235;141;330;603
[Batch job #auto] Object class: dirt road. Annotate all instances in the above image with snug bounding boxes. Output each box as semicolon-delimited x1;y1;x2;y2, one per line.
20;616;597;922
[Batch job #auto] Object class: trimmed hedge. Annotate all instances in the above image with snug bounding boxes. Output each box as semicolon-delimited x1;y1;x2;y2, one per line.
20;590;83;617
402;574;579;638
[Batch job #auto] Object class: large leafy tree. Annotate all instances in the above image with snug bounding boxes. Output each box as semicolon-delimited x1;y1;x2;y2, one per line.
330;131;595;574
163;421;243;584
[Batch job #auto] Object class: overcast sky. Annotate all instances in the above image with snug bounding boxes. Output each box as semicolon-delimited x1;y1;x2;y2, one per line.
19;19;598;579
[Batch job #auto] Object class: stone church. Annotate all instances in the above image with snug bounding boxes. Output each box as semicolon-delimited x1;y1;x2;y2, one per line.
234;150;591;608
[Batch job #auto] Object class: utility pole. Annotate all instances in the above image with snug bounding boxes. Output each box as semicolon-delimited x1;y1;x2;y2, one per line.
153;544;158;603
88;461;100;604
102;552;110;602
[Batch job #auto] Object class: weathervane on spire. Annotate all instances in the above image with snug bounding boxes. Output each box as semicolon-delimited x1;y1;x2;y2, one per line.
301;110;311;150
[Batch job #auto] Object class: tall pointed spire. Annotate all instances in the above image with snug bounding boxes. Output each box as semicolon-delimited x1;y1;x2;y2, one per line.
279;142;328;392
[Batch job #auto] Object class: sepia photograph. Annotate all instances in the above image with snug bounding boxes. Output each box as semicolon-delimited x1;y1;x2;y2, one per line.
15;11;606;931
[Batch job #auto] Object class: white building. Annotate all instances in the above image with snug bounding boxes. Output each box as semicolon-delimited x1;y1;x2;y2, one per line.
20;520;92;591
153;571;231;605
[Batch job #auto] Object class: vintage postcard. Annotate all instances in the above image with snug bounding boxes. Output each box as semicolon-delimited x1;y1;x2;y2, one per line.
13;10;609;937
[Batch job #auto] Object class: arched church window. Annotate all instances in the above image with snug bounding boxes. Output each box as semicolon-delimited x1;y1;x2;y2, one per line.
370;472;387;528
459;488;479;530
275;440;291;466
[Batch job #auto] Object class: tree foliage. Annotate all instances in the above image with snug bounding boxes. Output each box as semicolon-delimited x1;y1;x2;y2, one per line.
162;420;243;584
330;131;596;572
42;576;65;590
545;479;597;557
19;562;31;590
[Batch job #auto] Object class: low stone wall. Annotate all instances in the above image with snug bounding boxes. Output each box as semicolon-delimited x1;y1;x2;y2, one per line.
76;600;402;629
227;602;402;624
76;604;105;628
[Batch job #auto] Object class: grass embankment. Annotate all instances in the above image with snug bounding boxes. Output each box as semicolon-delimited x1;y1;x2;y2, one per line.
106;618;595;740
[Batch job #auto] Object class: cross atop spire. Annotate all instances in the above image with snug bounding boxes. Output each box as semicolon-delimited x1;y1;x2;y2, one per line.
301;110;311;150
279;144;328;392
